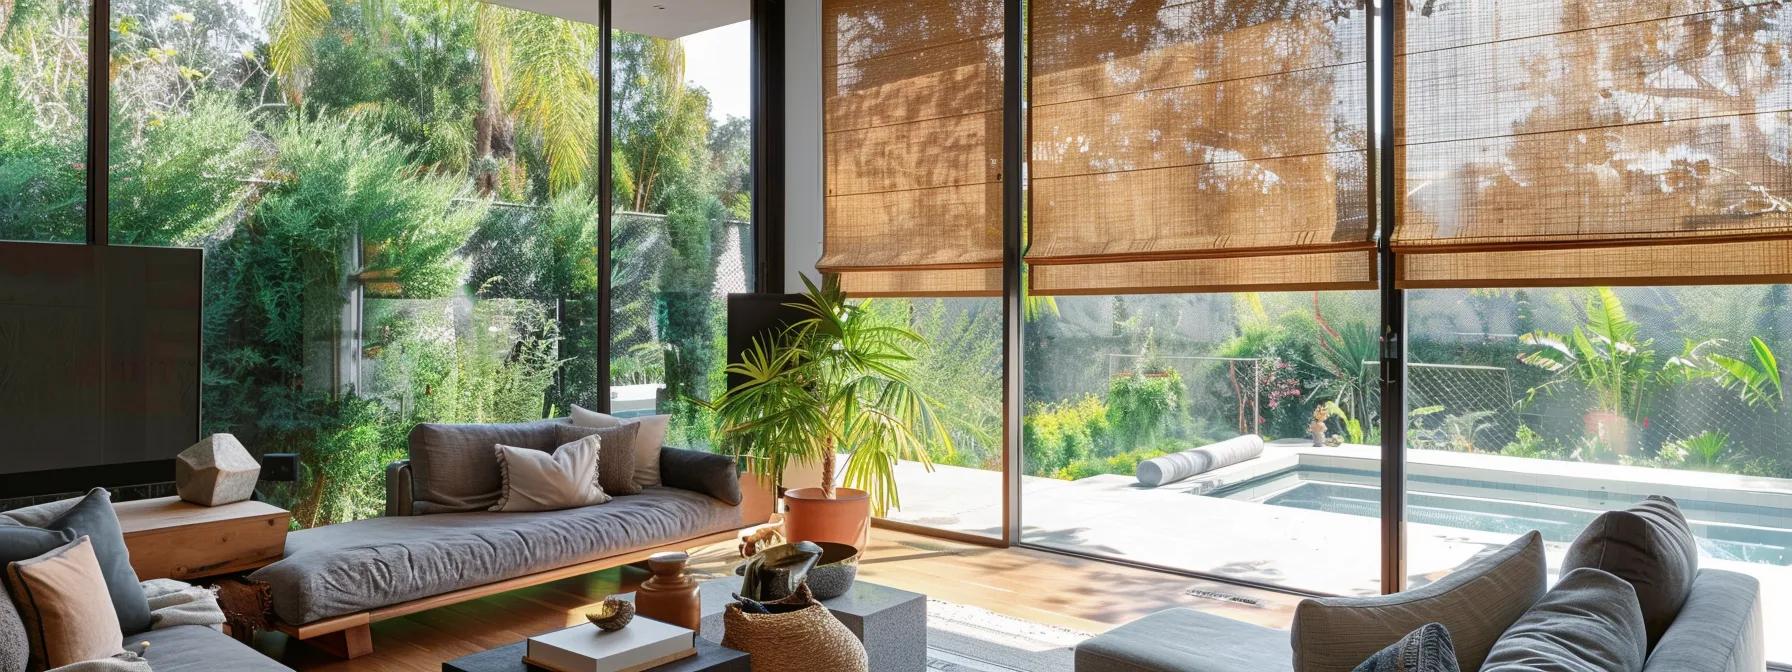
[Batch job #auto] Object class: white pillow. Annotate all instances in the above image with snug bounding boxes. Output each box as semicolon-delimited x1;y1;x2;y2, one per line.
491;435;610;512
570;405;670;489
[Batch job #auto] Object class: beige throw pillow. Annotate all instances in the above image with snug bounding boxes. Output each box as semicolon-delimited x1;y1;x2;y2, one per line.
491;436;612;512
570;405;670;489
4;536;128;670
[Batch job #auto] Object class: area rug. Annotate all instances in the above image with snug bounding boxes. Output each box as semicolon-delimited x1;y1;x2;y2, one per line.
925;599;1082;672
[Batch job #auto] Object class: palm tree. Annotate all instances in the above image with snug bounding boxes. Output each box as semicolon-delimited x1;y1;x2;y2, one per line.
264;0;597;195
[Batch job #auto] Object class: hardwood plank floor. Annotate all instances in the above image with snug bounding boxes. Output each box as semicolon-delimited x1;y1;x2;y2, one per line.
266;529;1301;671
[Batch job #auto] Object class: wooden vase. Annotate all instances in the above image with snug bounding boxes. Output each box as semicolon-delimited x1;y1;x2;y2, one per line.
635;551;701;631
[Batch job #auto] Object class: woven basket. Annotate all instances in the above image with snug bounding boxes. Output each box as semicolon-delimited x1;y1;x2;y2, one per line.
721;584;869;672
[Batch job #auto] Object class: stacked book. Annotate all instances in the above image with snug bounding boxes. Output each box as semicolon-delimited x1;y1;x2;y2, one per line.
524;617;697;672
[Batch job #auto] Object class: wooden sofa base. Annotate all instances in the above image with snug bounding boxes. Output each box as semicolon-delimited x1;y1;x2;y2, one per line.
276;528;743;659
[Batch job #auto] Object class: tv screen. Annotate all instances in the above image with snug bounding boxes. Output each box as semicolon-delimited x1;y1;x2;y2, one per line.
0;243;202;495
725;292;805;392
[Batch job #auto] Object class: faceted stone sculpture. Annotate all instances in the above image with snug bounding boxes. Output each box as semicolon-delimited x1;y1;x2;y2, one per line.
175;434;260;506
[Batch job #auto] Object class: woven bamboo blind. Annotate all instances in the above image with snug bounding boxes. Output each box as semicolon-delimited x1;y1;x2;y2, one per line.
1394;1;1792;288
818;0;1005;297
1026;0;1374;295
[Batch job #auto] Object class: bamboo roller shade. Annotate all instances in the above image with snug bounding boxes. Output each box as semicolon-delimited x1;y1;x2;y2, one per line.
1394;0;1792;288
1026;0;1375;295
818;0;1006;297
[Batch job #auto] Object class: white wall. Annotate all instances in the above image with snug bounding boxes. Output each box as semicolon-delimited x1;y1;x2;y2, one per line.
783;0;823;291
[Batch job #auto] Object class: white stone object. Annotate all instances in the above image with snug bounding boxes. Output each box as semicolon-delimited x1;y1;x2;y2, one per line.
175;434;260;506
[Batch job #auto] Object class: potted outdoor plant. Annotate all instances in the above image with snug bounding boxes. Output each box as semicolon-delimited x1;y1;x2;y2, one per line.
704;274;949;548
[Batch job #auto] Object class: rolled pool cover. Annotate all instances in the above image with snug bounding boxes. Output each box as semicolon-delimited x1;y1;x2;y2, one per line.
1135;434;1266;487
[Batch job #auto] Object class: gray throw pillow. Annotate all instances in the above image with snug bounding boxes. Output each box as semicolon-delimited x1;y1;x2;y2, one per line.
557;423;641;496
0;526;76;672
1293;531;1546;672
34;489;153;636
491;435;612;512
1481;568;1647;672
407;419;563;513
1352;623;1459;672
1560;495;1697;650
570;405;669;489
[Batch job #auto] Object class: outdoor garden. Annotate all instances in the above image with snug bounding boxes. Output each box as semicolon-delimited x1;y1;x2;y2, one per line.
0;0;750;526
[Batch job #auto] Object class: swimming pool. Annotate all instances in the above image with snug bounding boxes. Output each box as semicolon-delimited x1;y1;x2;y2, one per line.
1220;468;1792;567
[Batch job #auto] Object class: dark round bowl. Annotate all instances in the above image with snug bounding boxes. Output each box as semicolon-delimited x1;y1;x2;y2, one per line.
805;542;860;599
733;541;861;600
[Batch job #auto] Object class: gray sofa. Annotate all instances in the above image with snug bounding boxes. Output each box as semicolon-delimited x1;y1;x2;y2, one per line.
1076;531;1765;672
248;418;752;656
1;499;293;672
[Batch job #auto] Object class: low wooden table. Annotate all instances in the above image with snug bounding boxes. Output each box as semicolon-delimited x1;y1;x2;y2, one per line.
113;496;290;581
442;636;748;672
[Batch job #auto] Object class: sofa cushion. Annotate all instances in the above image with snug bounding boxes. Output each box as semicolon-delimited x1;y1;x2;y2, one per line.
251;487;742;625
661;448;742;506
1352;622;1459;672
492;436;611;512
571;405;671;489
556;423;642;496
1560;496;1697;650
408;419;564;514
5;537;128;670
136;624;295;672
1482;568;1647;672
1642;570;1764;672
1075;607;1292;672
0;525;75;672
1293;531;1545;672
17;489;154;636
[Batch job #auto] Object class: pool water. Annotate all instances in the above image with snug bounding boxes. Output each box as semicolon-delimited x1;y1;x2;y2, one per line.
1248;478;1792;567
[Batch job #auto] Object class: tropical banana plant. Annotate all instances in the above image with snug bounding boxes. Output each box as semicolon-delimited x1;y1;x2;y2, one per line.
1519;287;1709;425
700;274;951;517
1706;336;1784;409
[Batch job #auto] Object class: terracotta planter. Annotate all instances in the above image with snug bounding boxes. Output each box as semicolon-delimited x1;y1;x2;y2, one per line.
782;487;870;549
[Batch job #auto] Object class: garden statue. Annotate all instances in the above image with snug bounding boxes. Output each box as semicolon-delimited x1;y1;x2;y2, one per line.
1309;405;1330;448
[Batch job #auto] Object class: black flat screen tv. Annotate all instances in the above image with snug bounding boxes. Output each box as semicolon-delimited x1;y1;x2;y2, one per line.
725;292;805;392
0;243;202;496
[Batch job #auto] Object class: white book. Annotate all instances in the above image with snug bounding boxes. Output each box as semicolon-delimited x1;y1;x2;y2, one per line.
524;618;696;672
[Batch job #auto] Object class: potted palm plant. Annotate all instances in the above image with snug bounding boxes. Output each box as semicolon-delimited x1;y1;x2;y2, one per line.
704;274;949;548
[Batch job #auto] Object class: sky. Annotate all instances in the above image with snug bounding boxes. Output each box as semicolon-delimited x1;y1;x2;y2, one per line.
679;20;753;123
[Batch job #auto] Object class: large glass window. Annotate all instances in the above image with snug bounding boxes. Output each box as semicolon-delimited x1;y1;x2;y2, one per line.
1405;286;1792;659
1022;291;1383;594
0;0;88;242
608;21;753;447
106;0;613;526
877;296;1004;538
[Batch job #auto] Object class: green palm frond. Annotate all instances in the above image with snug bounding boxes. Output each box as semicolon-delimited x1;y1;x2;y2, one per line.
507;12;598;194
264;0;331;102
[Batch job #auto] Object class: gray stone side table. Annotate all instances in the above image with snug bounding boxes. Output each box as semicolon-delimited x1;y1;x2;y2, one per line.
622;576;928;672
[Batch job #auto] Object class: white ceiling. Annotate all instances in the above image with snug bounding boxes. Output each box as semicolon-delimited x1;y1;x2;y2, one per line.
484;0;752;39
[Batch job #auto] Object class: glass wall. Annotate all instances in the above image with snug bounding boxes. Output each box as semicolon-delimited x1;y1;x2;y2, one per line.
0;0;88;242
607;21;753;447
1404;286;1792;657
104;0;615;527
1021;291;1383;594
875;297;1005;538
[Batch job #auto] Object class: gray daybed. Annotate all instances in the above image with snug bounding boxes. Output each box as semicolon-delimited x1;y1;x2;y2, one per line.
249;418;761;658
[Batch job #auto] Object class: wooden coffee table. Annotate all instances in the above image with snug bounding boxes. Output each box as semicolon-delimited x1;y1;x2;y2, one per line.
442;636;747;672
112;496;290;581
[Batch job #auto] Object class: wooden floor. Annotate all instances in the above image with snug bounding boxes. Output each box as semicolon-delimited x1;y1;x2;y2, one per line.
267;529;1302;671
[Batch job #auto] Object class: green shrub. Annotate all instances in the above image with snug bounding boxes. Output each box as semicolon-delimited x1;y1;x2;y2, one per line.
1023;396;1109;477
1106;370;1185;448
1055;447;1169;481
